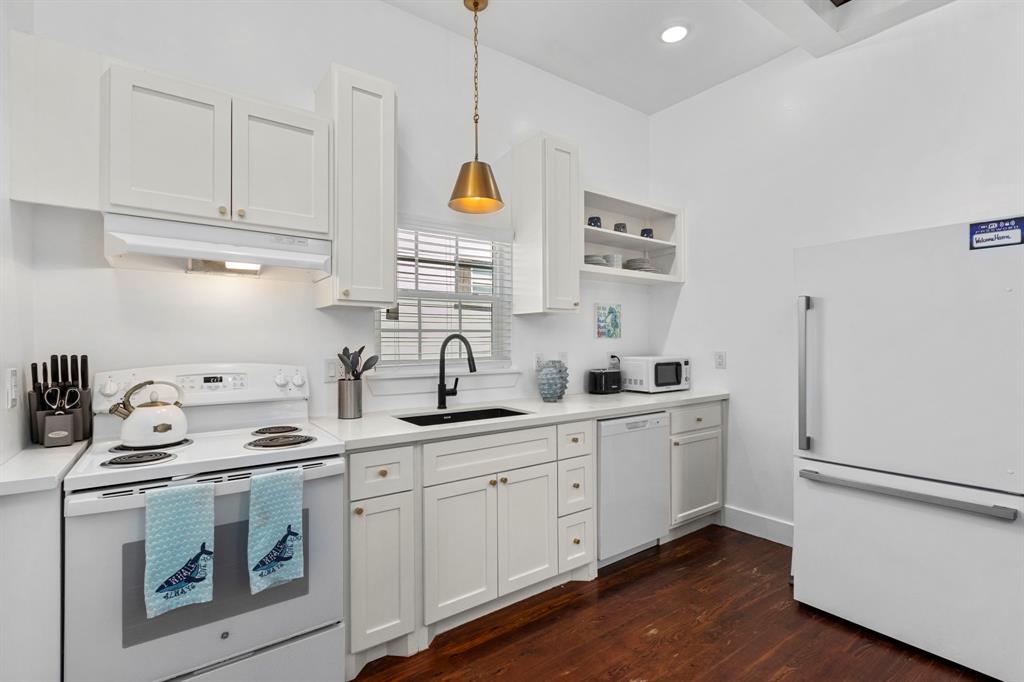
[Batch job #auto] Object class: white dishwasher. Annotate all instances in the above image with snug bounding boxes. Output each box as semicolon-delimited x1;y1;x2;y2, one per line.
597;412;670;561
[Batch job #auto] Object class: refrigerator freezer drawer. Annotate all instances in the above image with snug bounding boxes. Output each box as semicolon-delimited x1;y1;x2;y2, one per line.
793;458;1024;681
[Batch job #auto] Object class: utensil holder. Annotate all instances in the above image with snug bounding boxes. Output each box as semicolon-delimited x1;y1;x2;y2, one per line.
338;380;363;419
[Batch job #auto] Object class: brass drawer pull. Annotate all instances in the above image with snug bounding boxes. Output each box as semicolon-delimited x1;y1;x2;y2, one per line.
489;479;497;486
696;416;704;423
572;538;581;545
378;468;389;478
570;436;580;444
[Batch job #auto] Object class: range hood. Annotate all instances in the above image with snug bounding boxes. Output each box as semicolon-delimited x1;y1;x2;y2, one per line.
103;214;332;276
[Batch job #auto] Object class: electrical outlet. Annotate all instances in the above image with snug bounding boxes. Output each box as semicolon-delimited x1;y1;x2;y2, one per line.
6;368;18;408
713;352;727;370
324;358;342;383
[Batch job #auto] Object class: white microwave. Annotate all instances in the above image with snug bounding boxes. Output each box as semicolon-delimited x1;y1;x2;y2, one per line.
620;356;690;393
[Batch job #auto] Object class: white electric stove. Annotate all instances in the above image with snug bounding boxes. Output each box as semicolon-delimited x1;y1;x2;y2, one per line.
63;363;347;682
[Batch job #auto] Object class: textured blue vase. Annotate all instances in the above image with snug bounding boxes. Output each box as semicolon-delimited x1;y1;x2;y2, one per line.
537;360;569;402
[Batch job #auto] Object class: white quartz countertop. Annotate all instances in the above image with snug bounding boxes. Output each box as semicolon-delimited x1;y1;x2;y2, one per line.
313;389;729;451
0;441;89;497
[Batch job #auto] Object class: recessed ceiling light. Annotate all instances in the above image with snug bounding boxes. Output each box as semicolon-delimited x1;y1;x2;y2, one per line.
660;25;688;44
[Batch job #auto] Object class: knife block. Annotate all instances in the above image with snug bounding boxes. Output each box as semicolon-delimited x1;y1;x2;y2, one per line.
28;391;92;446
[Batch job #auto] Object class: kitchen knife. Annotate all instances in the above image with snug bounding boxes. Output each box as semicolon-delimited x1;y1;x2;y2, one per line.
30;363;42;400
49;355;58;389
70;355;79;389
80;355;90;391
59;355;69;389
42;363;49;390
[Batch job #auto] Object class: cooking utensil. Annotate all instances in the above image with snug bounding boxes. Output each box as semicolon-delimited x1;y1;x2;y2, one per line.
357;355;379;377
349;350;362;376
338;353;354;379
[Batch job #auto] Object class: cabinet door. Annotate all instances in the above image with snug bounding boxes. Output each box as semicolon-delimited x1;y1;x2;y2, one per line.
349;492;414;652
670;429;723;526
423;474;497;624
106;65;231;220
329;66;397;305
497;462;558;596
542;137;581;311
232;97;329;234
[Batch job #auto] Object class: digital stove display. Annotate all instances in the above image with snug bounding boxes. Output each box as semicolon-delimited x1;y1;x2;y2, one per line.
203;376;224;383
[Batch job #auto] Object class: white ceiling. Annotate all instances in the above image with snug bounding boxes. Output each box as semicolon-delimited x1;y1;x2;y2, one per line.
385;0;797;114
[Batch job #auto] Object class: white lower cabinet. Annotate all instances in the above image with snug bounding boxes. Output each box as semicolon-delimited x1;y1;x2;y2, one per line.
558;509;595;572
423;474;498;624
670;429;723;526
423;462;559;623
349;492;415;652
497;462;558;596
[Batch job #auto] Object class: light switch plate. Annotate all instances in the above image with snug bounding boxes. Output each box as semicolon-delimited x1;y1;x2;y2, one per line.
323;358;341;383
6;368;18;408
713;351;727;370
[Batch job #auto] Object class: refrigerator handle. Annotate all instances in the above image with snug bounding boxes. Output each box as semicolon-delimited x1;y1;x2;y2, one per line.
797;295;812;451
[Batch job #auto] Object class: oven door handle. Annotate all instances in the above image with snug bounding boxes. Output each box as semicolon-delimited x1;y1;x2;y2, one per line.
64;458;346;517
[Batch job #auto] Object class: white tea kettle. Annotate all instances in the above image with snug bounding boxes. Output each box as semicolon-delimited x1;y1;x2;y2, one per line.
109;380;188;447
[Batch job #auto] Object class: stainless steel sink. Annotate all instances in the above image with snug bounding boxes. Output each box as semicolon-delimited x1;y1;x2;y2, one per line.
396;407;529;427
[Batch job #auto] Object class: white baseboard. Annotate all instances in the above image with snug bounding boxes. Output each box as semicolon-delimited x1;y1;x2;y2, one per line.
722;504;793;547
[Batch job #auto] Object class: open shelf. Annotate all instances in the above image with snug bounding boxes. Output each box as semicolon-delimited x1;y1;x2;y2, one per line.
579;263;682;284
583;225;676;252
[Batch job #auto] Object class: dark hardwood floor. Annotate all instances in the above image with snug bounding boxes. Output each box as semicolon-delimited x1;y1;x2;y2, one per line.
357;526;992;681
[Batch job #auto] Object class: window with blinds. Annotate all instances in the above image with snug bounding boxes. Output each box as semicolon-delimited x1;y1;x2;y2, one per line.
376;225;512;366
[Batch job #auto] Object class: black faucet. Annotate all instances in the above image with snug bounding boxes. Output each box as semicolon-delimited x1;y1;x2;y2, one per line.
437;333;477;409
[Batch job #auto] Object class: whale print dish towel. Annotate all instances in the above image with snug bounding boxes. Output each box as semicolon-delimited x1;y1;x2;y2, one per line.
144;482;215;618
248;468;304;594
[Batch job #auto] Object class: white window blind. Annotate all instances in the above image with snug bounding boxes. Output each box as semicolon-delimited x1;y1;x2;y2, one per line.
376;224;512;366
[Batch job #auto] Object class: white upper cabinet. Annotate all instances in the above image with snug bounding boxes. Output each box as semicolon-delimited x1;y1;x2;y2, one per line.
315;65;397;308
105;64;231;221
232;97;329;234
103;64;330;236
511;134;582;314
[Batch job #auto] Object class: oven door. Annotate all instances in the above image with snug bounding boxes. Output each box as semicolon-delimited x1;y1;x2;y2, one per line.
64;458;345;682
652;361;683;390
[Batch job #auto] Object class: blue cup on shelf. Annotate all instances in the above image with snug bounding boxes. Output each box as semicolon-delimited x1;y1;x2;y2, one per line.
587;216;602;228
641;228;654;238
614;223;627;233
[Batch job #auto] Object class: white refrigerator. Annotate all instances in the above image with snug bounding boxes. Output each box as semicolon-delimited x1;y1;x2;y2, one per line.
792;221;1024;681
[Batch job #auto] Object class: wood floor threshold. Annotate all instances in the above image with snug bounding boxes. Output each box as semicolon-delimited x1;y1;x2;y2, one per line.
356;525;993;681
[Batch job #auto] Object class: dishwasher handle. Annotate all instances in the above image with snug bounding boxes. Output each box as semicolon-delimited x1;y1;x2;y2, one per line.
598;412;668;437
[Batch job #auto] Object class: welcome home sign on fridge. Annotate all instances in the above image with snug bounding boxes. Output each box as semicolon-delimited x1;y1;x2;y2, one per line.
969;217;1022;250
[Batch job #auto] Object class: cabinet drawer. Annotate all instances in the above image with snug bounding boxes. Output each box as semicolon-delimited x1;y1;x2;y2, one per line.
558;509;595;573
669;402;721;434
349;446;414;501
423;427;556;487
793;459;1024;681
557;454;594;516
557;420;594;459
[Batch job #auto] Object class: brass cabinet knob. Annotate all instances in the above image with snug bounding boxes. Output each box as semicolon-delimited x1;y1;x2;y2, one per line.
696;417;704;423
489;479;497;486
571;436;580;444
354;507;364;515
237;208;246;218
572;482;581;489
673;441;682;447
218;205;227;215
500;476;509;484
378;468;389;478
342;289;351;297
572;538;581;545
573;301;580;307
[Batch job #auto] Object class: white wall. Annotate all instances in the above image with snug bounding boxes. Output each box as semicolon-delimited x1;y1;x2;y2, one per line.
17;0;655;418
0;2;34;464
649;0;1024;536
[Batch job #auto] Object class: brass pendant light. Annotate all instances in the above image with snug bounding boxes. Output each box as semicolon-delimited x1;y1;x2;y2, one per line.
449;0;504;214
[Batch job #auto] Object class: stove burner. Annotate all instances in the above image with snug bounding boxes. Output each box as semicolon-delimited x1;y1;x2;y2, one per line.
244;434;316;450
252;425;301;435
101;451;177;467
109;438;193;454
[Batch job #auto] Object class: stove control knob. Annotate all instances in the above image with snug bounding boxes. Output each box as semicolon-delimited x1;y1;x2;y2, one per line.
99;379;119;397
291;373;306;387
274;373;289;388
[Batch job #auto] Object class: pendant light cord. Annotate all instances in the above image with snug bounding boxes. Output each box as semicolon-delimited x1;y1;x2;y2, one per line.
472;3;480;161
